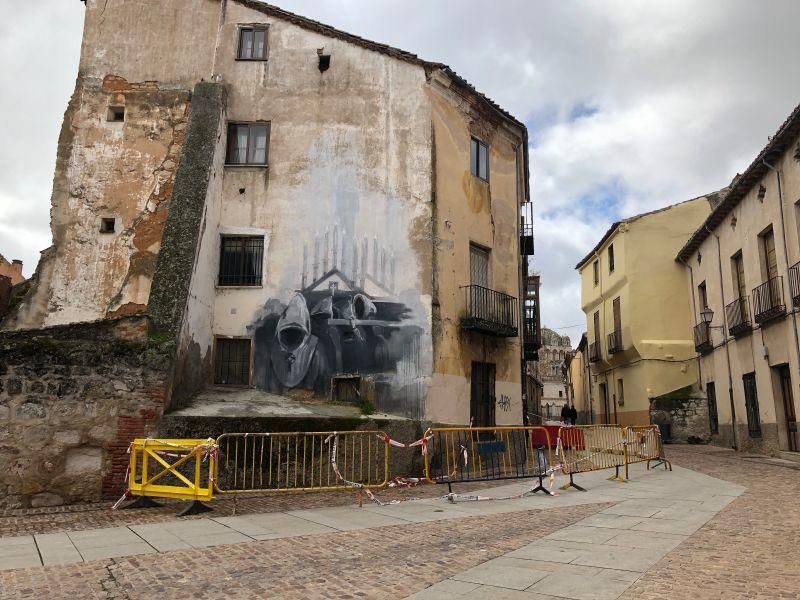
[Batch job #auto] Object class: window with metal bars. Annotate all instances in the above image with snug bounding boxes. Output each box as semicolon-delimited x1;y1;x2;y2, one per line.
214;338;251;385
742;372;761;438
218;236;264;286
226;123;270;166
706;381;719;434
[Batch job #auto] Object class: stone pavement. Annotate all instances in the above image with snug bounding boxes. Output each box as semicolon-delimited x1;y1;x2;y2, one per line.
2;446;798;599
406;461;742;599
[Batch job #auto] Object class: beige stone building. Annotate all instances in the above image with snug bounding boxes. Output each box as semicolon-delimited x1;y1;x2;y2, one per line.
535;327;571;420
566;332;592;424
576;195;718;433
2;0;534;427
677;102;800;456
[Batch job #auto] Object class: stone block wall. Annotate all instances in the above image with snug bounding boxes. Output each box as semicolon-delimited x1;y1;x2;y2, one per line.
0;316;172;509
650;388;711;443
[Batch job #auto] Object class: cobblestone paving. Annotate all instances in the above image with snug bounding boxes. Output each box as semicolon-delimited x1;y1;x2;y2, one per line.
2;446;798;599
0;503;607;599
620;445;800;600
0;482;502;538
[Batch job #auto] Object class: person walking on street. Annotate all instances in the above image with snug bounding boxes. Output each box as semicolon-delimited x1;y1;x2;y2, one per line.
569;404;578;426
560;403;570;424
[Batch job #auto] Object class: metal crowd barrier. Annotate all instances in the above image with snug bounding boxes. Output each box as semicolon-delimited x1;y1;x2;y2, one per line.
424;426;555;495
625;426;672;477
558;425;627;491
215;431;389;494
127;438;216;503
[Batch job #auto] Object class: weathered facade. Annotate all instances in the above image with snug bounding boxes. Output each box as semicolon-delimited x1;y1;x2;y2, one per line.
0;1;532;506
576;196;717;433
677;102;800;456
566;332;592;424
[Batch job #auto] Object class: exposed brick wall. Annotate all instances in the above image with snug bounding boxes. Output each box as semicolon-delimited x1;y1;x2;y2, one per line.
650;392;711;443
0;316;173;509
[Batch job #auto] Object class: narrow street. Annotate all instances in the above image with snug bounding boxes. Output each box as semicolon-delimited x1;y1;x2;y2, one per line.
2;446;798;599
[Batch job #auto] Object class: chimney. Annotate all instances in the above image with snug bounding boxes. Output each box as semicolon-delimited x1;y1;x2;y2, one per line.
11;259;22;275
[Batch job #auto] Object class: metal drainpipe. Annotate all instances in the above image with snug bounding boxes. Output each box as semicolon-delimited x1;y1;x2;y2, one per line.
763;159;800;391
704;224;737;450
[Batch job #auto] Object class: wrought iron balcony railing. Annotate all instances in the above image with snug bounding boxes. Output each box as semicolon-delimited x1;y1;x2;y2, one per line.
693;322;713;354
790;261;800;308
589;341;601;363
725;296;752;337
752;276;786;325
460;285;518;337
607;330;622;354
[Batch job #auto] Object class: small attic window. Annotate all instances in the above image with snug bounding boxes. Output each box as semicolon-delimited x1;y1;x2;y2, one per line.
318;53;331;72
107;106;125;122
100;218;116;234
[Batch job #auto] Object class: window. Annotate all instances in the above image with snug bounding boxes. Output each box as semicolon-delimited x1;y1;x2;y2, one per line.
617;378;624;406
698;281;708;310
558;390;563;398
593;310;600;344
706;381;719;434
593;260;599;286
470;243;490;288
214;338;251;385
761;228;778;281
99;218;116;234
237;26;268;60
226;123;270;166
218;236;264;286
743;372;762;438
107;106;125;122
613;297;621;333
608;244;615;273
732;252;746;299
470;137;489;182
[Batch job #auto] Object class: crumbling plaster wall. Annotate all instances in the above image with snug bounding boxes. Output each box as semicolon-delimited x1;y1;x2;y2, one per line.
425;79;525;425
4;77;190;329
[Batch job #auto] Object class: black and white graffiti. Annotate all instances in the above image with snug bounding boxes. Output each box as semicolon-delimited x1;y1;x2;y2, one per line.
250;227;423;415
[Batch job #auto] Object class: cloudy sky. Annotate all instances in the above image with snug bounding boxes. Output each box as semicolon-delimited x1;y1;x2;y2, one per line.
2;1;800;343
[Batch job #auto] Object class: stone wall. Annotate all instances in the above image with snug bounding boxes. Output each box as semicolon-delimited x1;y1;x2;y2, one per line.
650;387;710;443
0;316;172;509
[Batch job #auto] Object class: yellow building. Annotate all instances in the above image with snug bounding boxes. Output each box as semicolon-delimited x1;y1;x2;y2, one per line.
575;195;719;429
566;333;591;424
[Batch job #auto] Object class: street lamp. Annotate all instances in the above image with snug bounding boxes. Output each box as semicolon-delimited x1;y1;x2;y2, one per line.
700;306;714;324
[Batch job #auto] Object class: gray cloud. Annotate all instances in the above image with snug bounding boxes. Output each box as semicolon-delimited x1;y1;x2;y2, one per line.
3;0;800;343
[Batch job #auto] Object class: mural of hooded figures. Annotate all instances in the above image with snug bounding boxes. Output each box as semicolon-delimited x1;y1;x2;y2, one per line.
254;293;330;394
250;268;423;401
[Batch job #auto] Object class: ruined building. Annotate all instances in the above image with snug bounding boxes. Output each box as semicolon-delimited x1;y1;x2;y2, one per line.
0;0;535;506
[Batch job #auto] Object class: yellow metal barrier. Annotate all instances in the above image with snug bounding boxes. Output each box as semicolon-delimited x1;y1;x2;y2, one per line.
424;426;555;495
625;425;672;477
557;425;627;491
214;431;390;494
128;438;216;502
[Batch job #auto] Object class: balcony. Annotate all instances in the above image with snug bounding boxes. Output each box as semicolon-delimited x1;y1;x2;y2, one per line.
752;277;786;325
461;285;518;337
607;330;622;354
520;222;534;256
523;305;539;360
693;322;713;354
790;261;800;308
725;296;752;337
589;341;601;363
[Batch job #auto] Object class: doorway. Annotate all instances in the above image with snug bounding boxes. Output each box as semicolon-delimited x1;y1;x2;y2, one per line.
599;383;610;424
776;365;798;452
470;362;496;427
